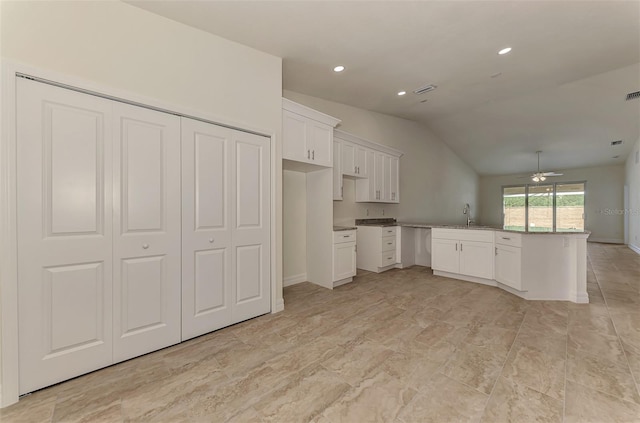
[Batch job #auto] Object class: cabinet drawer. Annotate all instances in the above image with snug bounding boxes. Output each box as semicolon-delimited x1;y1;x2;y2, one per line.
381;236;396;252
381;226;397;237
495;231;522;248
333;230;356;244
380;251;397;267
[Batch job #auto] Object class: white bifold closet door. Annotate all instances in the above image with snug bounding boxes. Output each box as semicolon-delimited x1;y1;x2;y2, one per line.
17;79;115;394
111;103;181;362
17;78;182;393
181;118;270;340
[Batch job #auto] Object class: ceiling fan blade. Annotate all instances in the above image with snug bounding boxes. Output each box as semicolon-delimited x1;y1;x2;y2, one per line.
542;172;563;176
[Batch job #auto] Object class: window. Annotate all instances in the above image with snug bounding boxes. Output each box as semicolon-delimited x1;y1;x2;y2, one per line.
502;182;585;232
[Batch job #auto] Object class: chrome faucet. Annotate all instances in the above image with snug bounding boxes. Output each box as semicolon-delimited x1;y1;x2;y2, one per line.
463;203;471;227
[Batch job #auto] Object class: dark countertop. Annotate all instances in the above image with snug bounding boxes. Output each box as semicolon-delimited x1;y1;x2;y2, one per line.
355;218;397;227
333;226;357;232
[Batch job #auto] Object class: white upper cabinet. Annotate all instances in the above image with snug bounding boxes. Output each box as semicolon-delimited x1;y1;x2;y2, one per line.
282;99;340;169
341;140;369;178
333;140;343;200
337;129;401;204
389;156;399;203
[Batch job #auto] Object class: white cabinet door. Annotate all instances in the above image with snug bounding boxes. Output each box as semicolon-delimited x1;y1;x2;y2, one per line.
308;121;332;167
333;243;356;281
282;110;308;163
389;156;399;203
341;140;356;176
373;151;384;202
333;140;343;200
112;103;181;363
382;154;391;202
459;240;494;280
495;244;523;290
355;145;369;178
431;239;459;273
17;79;115;394
232;130;271;322
181;118;233;341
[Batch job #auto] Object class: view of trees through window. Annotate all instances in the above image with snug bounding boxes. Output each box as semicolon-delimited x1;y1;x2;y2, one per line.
503;182;585;232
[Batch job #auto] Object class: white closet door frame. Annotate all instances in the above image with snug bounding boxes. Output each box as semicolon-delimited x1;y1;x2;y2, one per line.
0;62;279;408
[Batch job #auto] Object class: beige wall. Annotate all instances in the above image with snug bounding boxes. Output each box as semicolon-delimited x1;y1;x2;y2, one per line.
0;0;283;405
479;165;626;242
626;138;640;252
282;90;479;280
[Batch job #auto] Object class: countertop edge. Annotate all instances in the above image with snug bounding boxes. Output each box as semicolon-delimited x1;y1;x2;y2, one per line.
397;222;591;236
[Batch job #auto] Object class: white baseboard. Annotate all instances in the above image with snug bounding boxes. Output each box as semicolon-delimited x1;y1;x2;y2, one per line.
283;273;307;287
629;243;640;255
272;297;285;313
588;238;624;244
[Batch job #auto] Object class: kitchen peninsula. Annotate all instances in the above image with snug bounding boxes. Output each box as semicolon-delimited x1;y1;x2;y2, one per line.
360;220;591;304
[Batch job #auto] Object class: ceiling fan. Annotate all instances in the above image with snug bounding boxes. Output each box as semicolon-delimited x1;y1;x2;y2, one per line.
520;151;563;182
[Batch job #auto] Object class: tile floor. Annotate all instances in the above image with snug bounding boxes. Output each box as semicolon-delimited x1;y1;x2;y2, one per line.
2;243;640;422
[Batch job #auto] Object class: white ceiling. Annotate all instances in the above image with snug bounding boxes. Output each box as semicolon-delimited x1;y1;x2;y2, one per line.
127;0;640;176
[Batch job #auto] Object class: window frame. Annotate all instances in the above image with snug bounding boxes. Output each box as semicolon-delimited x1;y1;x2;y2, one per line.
501;181;586;232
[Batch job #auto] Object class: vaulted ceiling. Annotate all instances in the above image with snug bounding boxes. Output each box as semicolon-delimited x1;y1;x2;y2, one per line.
127;0;640;175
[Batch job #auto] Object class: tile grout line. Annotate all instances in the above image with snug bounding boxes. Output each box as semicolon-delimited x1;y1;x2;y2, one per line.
476;300;529;421
590;249;640;402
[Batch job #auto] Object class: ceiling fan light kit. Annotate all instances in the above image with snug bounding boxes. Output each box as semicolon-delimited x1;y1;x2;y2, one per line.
529;151;562;183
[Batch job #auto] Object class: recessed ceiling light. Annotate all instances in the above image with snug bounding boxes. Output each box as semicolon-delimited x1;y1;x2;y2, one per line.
333;65;345;72
498;47;512;55
397;91;406;96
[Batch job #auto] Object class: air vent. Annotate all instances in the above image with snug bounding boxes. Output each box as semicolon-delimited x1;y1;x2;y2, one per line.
626;91;640;101
413;84;437;95
611;140;623;146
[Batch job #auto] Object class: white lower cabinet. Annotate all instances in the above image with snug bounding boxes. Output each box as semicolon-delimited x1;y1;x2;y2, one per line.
431;238;460;273
494;232;523;291
431;229;494;280
15;77;271;395
332;230;357;286
356;226;399;273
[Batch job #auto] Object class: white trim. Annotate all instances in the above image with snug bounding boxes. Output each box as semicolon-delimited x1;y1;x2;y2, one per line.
332;277;353;288
283;273;307;287
570;291;590;304
587;238;624;244
282;98;341;127
272;298;285;314
433;270;498;287
334;129;404;157
0;59;281;407
0;60;20;408
629;243;640;255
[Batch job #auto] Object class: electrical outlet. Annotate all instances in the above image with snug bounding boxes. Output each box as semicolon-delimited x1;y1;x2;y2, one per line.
366;209;369;216
382;209;385;216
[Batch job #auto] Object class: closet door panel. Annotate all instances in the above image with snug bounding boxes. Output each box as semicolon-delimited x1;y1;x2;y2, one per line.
232;131;271;322
113;103;181;362
17;78;114;394
181;118;233;340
